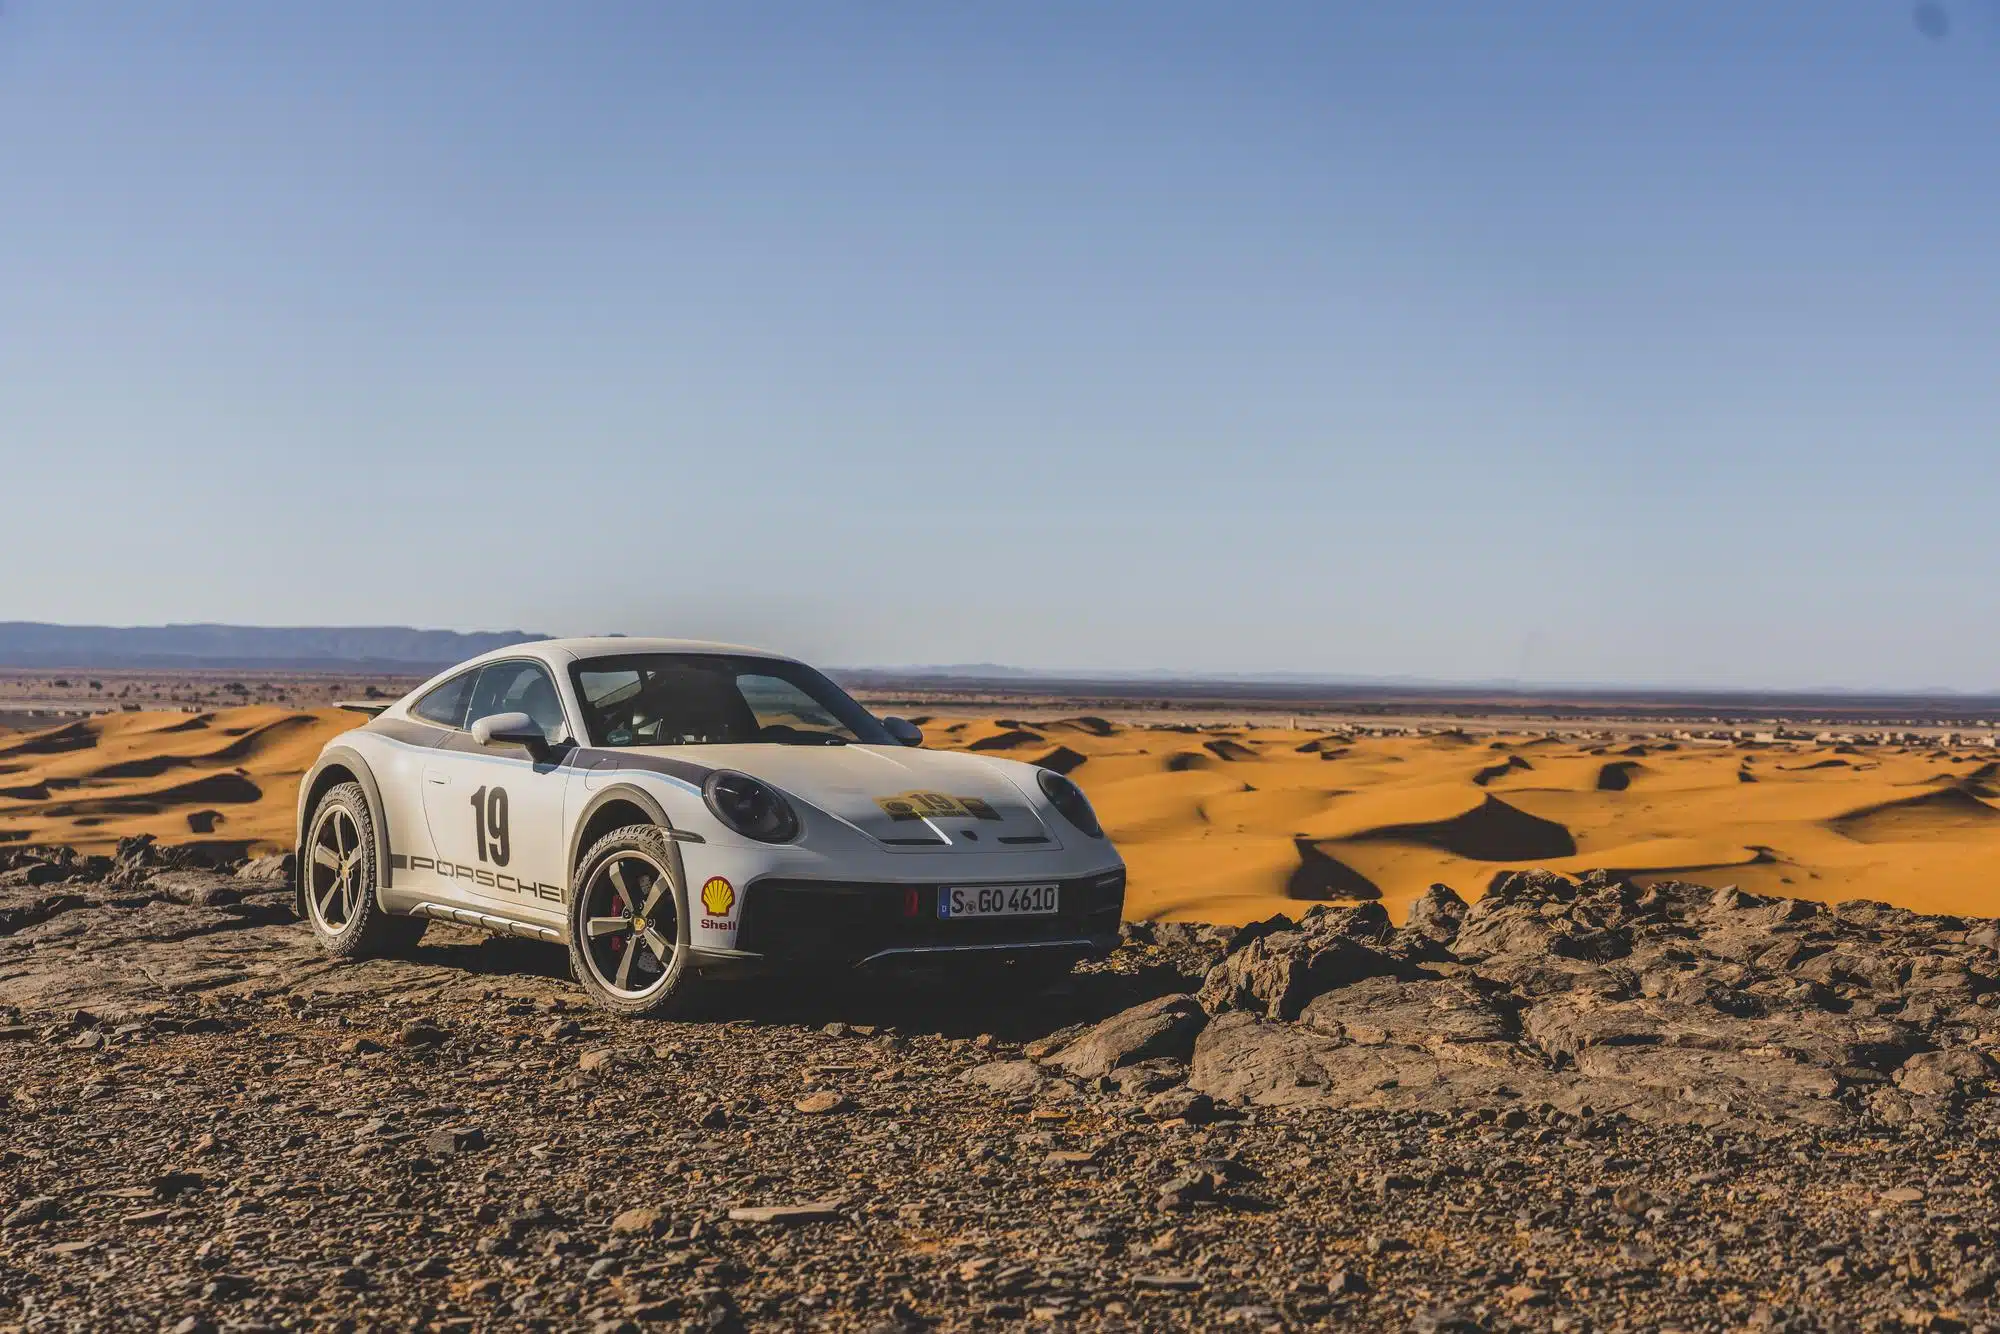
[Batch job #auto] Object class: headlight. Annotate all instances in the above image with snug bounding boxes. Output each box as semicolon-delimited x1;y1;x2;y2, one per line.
703;771;801;843
1036;768;1104;838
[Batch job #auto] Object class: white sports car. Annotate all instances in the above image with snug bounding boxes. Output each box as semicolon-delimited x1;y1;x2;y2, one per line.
294;638;1126;1016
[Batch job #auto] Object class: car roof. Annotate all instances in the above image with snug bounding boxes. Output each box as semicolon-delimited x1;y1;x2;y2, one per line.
442;640;800;672
389;638;810;713
541;636;802;665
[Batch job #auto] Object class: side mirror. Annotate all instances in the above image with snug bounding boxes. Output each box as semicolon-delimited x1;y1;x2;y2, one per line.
882;716;923;748
472;711;552;758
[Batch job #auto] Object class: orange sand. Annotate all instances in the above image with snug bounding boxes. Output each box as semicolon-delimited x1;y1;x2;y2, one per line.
4;710;1998;925
927;718;2000;923
0;708;360;855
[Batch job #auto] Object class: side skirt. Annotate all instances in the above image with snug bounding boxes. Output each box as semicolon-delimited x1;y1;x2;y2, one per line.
407;900;564;944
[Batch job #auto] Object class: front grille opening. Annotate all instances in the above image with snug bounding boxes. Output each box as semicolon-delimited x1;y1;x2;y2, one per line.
735;872;1125;964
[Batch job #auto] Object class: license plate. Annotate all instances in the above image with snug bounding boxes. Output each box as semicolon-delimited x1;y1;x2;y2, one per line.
938;884;1059;919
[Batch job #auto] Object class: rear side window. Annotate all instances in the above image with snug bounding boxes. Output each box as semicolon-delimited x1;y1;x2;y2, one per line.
412;672;474;727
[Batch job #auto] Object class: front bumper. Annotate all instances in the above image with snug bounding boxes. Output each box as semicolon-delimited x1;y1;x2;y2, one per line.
728;866;1125;968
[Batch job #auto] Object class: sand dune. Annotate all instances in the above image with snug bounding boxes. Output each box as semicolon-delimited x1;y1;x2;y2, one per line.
1029;745;1088;775
0;707;359;855
1043;715;1117;737
964;727;1045;752
1829;785;2000;843
928;717;2000;922
5;709;2000;925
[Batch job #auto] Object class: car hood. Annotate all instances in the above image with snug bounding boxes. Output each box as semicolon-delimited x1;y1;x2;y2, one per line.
643;743;1059;849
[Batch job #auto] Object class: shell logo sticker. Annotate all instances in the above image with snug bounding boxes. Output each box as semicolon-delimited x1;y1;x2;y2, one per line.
700;876;735;917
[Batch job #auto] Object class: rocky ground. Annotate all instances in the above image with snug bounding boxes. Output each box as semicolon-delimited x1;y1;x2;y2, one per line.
2;842;1999;1332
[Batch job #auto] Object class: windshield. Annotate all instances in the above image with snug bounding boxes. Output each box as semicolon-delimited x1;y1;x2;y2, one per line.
569;653;893;748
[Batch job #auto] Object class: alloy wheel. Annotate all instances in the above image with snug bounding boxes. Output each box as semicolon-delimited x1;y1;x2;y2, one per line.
307;804;364;933
579;851;678;998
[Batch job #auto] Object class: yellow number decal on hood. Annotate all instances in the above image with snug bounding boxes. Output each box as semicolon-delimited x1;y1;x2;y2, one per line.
876;791;1002;822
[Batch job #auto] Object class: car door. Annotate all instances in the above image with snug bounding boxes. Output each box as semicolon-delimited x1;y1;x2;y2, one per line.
374;668;475;902
419;659;576;925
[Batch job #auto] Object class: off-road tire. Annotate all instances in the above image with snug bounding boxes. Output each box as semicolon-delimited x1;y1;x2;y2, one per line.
303;782;426;958
567;824;695;1019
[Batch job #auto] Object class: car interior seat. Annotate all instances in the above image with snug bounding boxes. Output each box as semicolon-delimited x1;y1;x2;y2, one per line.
513;673;566;740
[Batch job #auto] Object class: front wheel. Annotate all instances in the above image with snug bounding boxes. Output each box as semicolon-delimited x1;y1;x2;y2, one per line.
567;825;695;1019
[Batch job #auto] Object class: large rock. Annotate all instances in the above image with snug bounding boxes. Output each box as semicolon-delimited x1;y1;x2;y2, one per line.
1469;955;1633;1000
1403;884;1468;942
1301;976;1515;1050
1177;866;2000;1129
0;889;97;938
1516;990;1927;1127
1297;901;1395;943
1189;1009;1565;1115
1895;1048;1997;1098
1450;869;1636;964
1044;995;1207;1080
1790;946;1906;995
236;853;295;884
1187;1010;1349;1109
143;871;243;908
959;1060;1055;1098
1523;992;1922;1071
1197;932;1404;1021
1568;1044;1849;1127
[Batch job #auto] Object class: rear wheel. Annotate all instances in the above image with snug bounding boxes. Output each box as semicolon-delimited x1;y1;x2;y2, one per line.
304;782;425;958
567;825;694;1019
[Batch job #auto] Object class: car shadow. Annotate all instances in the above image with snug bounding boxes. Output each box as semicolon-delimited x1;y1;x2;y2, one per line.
400;924;1205;1041
406;930;575;982
680;960;1202;1041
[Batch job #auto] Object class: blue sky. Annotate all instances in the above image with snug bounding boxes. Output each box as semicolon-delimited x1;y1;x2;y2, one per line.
3;2;1997;688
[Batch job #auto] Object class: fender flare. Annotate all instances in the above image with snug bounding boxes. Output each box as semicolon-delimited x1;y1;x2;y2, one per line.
294;745;394;918
567;782;693;951
567;782;675;872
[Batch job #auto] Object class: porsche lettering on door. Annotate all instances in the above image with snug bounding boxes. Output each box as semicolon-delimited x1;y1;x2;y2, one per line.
389;852;563;902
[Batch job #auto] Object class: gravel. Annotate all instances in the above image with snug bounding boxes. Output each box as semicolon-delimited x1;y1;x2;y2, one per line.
0;841;1997;1329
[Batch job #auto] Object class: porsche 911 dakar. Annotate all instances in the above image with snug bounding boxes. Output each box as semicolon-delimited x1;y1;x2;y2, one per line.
294;639;1126;1015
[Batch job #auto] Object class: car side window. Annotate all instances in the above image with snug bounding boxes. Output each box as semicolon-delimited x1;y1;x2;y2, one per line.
466;661;568;742
412;671;474;728
575;668;645;745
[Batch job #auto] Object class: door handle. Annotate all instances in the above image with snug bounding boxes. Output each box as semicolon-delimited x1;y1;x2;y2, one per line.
424;768;449;785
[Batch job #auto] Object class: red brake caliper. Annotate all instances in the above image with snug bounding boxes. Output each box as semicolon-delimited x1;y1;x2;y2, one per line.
609;894;627;955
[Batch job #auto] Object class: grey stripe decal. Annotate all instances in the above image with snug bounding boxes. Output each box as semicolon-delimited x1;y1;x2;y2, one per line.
373;715;569;769
573;748;715;788
367;717;448;748
431;730;571;768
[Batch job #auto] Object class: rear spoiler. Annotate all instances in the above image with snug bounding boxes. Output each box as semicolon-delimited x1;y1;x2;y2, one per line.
334;700;393;717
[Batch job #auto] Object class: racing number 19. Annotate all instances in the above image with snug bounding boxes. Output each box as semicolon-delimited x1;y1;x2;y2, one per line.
469;786;510;866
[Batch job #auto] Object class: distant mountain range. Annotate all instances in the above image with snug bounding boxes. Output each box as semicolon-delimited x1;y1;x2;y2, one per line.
0;625;1988;703
850;664;1498;686
836;663;2000;709
0;623;550;672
